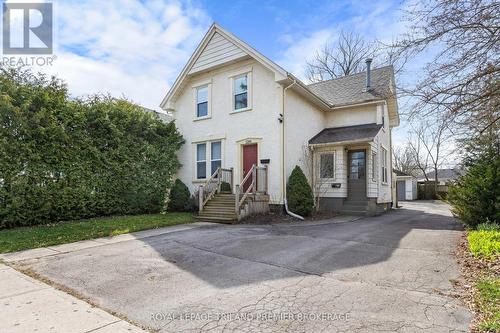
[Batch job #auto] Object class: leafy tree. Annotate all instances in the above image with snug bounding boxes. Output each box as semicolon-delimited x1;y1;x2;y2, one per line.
0;67;184;228
168;179;191;212
448;130;500;229
286;165;314;216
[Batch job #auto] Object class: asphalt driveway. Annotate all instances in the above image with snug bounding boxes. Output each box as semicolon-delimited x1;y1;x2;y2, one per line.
12;201;471;332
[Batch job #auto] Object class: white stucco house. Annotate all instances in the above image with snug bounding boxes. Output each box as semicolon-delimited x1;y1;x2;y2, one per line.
161;23;399;222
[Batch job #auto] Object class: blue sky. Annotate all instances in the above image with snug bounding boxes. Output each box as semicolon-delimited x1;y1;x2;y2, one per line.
20;0;415;144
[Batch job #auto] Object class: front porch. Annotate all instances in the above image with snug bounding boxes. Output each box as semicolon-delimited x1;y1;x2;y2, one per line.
308;123;390;215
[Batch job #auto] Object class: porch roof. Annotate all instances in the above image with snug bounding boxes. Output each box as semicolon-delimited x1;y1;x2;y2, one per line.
308;123;382;146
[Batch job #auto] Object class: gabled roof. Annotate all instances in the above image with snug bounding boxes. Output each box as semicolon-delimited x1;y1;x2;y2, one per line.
160;23;399;126
160;23;288;110
308;66;395;107
309;123;382;145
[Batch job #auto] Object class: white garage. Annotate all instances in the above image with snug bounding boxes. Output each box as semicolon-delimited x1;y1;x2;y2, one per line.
395;171;417;201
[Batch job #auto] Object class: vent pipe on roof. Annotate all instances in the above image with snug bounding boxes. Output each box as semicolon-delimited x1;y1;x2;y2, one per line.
365;58;372;91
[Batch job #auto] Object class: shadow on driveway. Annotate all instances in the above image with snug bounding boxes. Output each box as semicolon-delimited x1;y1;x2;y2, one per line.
135;200;463;288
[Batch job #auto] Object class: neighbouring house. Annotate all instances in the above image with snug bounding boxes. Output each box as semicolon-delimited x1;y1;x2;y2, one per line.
160;23;400;222
141;106;173;123
416;168;465;198
417;168;465;186
395;170;417;201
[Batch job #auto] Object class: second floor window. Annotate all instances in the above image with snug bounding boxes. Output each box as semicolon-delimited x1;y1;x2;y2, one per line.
196;85;208;118
233;74;248;110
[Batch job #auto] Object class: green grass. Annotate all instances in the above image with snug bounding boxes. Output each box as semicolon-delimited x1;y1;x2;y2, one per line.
476;278;500;332
468;227;500;260
0;213;193;253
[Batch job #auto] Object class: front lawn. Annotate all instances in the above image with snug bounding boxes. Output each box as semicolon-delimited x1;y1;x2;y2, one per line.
461;223;499;332
0;213;193;253
475;279;500;332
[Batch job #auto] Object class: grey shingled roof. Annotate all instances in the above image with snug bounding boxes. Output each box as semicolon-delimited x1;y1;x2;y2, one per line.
309;123;383;145
307;66;395;106
417;169;465;182
394;169;411;177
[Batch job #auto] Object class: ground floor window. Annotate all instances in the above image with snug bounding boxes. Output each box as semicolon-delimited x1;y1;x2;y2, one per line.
320;153;335;179
196;140;222;179
372;152;377;181
196;143;207;179
211;141;221;175
381;147;388;183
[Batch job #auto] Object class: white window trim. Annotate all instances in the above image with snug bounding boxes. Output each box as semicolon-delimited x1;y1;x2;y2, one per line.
210;141;222;176
195;143;207;180
372;151;377;182
192;140;224;183
229;71;252;113
193;80;212;121
381;146;388;185
319;152;336;180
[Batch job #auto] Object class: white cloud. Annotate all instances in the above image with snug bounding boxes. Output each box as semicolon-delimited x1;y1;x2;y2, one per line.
32;0;211;110
276;0;407;80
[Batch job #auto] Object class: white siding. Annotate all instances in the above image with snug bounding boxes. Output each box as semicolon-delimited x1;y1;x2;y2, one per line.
189;32;247;75
367;142;378;198
376;104;392;203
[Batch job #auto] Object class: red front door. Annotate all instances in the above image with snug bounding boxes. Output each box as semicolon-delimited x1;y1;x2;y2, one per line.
242;144;258;191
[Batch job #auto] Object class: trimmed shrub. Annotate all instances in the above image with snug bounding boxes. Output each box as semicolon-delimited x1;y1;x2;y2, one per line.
0;67;184;228
168;179;191;212
286;165;314;216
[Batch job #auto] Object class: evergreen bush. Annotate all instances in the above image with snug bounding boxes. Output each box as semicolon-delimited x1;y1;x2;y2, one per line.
286;165;314;216
168;179;191;212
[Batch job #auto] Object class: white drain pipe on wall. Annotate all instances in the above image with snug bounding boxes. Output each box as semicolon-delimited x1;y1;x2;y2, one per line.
282;79;304;221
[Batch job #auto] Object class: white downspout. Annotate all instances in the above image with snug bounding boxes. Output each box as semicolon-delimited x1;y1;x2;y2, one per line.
282;79;304;220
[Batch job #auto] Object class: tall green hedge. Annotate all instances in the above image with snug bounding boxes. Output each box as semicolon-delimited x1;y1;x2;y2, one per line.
0;67;184;228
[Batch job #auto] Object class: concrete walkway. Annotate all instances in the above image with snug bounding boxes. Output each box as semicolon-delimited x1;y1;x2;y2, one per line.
0;263;145;333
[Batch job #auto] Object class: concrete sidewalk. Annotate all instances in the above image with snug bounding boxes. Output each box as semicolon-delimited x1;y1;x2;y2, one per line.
0;263;146;333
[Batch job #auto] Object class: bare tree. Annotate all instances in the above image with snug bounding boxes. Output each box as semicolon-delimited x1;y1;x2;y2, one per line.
301;146;330;212
407;115;454;195
393;144;418;176
306;30;375;82
392;0;500;132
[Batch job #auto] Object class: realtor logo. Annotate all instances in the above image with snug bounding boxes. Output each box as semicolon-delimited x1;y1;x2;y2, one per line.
2;2;53;54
